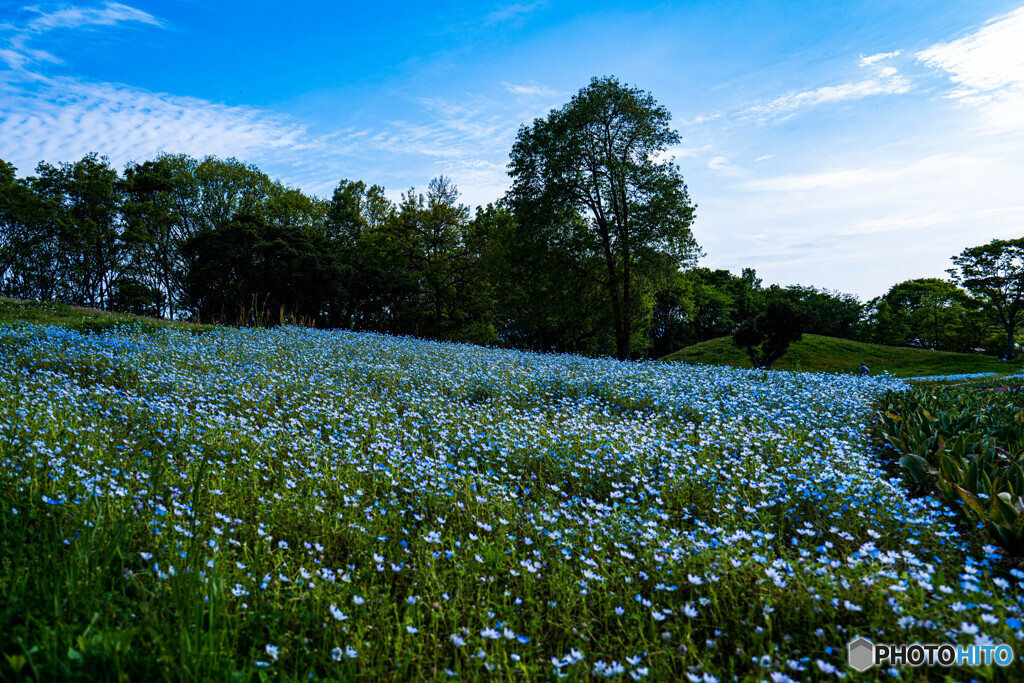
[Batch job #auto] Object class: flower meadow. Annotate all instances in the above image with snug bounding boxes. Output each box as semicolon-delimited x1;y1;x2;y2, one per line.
903;373;1001;383
1;324;1022;681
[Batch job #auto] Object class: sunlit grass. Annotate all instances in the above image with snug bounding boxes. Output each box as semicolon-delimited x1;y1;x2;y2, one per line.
663;333;1024;379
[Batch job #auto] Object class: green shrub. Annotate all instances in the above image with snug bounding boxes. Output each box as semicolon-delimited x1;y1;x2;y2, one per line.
873;384;1024;555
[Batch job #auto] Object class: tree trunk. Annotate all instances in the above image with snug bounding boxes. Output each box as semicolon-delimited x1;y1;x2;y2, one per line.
600;238;626;361
619;260;631;361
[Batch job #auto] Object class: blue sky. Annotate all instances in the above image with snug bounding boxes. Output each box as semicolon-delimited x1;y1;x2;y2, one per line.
2;1;1023;300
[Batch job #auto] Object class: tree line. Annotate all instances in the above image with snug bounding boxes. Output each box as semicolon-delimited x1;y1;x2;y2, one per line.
2;76;1022;362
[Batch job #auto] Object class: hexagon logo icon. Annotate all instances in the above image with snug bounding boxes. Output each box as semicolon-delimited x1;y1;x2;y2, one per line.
848;637;875;672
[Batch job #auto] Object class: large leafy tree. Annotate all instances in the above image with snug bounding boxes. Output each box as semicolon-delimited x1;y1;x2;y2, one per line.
870;278;983;351
481;201;612;354
733;297;811;369
379;176;495;342
948;238;1024;357
121;154;202;318
31;154;123;309
0;159;59;301
182;212;338;324
508;76;700;360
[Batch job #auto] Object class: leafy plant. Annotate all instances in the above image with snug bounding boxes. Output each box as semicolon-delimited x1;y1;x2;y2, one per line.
873;384;1024;556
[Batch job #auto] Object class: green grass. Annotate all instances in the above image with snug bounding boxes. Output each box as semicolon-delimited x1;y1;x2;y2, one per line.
0;297;214;334
661;333;1024;378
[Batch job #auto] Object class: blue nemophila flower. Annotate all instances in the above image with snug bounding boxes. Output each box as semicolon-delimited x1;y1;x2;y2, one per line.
815;660;836;673
5;323;1006;679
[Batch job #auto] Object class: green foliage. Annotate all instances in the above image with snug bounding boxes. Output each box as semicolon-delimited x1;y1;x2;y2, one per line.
384;177;496;342
183;212;339;325
121;154;202;319
865;278;986;351
732;298;810;369
110;277;164;318
482;200;615;355
650;267;762;354
872;385;1024;555
771;285;862;339
949;237;1024;357
507;75;699;360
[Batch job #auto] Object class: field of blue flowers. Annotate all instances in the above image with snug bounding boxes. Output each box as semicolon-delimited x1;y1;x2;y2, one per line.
1;323;1022;681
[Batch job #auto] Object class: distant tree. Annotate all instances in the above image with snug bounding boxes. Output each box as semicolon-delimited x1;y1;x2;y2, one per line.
774;285;862;339
872;278;983;350
110;276;164;317
0;159;56;300
183;211;338;324
650;267;763;352
948;238;1024;357
863;297;910;346
508;75;700;360
479;201;612;354
31;154;123;309
384;176;495;342
193;157;276;232
732;297;810;369
121;154;202;318
323;179;405;330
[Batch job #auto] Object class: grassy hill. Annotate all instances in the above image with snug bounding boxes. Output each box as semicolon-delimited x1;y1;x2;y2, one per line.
661;333;1024;379
0;296;213;333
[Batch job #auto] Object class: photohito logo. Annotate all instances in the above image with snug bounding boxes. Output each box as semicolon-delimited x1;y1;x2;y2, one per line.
847;637;1014;671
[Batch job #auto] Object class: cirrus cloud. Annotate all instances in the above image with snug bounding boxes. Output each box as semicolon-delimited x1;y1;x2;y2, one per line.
0;71;312;173
915;5;1024;132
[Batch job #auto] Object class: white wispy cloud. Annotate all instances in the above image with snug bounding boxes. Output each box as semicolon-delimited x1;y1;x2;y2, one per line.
680;49;910;128
24;2;162;32
707;155;734;172
859;50;901;67
0;3;332;181
741;69;910;122
0;71;313;173
1;2;162;69
678;112;723;126
0;2;516;206
348;95;530;205
502;81;561;98
915;5;1024;132
484;2;544;26
736;154;989;193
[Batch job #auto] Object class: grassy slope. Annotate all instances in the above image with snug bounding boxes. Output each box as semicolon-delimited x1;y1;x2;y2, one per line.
661;333;1024;378
0;296;214;333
